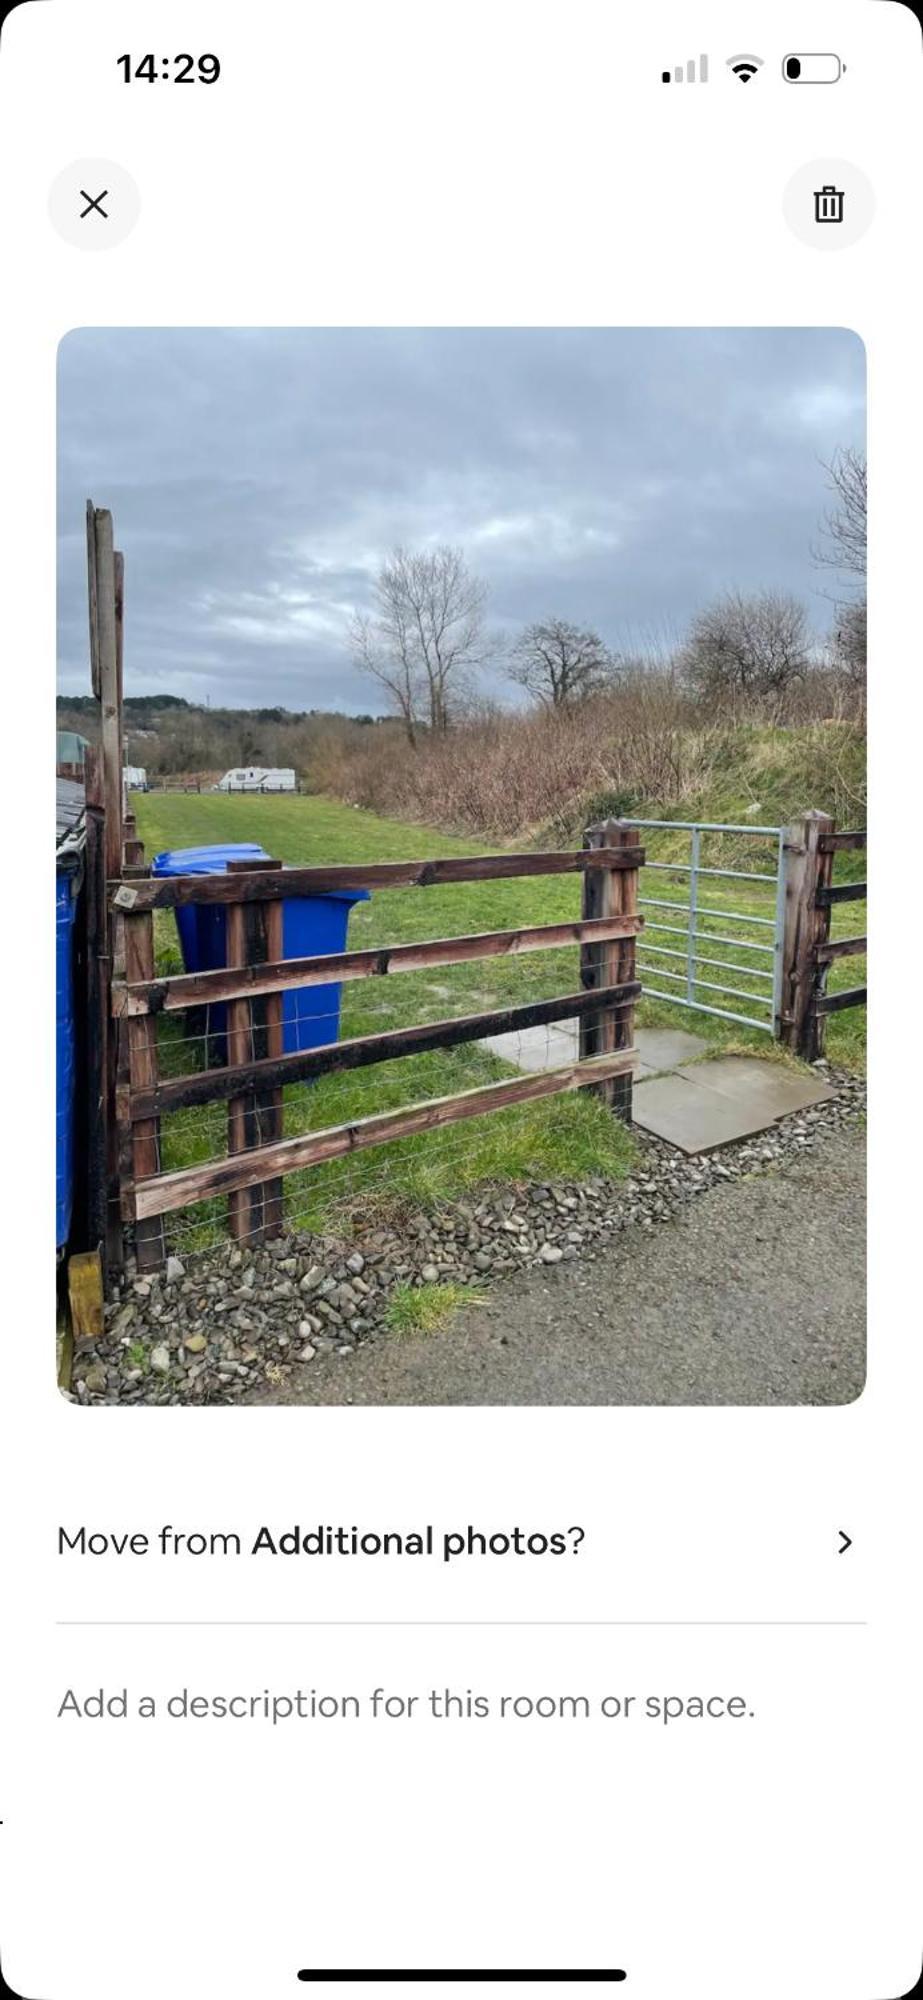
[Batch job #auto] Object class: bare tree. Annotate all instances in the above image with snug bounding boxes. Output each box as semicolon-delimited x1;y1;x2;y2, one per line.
832;599;867;685
815;447;867;581
350;609;420;747
507;617;616;708
679;590;812;701
814;447;867;687
351;545;486;741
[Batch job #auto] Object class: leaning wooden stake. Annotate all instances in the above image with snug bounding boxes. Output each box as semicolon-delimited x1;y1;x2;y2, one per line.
579;818;640;1123
781;809;834;1060
227;861;285;1246
90;506;125;883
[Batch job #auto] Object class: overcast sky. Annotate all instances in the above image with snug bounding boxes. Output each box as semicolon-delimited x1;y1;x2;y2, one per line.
57;327;865;712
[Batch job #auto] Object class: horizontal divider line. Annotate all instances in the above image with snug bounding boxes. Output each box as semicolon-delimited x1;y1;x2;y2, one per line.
125;1047;637;1221
123;983;641;1119
112;915;644;1017
110;845;645;911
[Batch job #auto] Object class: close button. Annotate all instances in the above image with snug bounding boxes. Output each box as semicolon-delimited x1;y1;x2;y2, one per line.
49;158;141;249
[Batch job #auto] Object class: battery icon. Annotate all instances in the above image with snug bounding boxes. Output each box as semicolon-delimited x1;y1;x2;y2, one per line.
783;53;844;82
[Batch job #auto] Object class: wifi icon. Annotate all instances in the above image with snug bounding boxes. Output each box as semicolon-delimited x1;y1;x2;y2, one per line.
727;53;764;81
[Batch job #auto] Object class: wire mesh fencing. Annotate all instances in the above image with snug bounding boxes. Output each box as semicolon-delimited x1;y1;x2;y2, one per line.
110;834;643;1271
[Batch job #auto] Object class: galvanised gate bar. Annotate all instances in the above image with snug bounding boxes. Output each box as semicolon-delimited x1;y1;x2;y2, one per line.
630;816;866;1047
631;818;788;1035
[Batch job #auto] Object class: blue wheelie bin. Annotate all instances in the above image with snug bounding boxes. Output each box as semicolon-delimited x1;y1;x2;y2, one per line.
150;844;369;1054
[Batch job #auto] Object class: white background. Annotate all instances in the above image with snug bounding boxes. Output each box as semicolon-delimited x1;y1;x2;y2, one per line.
0;3;920;1997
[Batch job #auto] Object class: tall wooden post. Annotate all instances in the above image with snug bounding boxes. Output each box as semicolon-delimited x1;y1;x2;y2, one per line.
781;809;835;1060
226;862;285;1246
114;548;127;817
86;498;101;699
90;506;124;883
579;818;639;1124
80;747;114;1280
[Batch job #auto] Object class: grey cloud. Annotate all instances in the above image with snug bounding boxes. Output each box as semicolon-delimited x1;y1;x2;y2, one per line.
57;327;866;709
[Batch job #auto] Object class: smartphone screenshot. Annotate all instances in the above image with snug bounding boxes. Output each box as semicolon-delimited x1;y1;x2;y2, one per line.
0;2;919;1995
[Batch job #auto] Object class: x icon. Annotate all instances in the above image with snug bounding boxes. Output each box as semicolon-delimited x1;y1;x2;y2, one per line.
79;188;109;218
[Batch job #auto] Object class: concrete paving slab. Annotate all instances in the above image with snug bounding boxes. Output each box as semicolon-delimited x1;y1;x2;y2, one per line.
632;1073;773;1154
481;1023;579;1072
635;1026;708;1071
675;1056;835;1119
480;1020;707;1076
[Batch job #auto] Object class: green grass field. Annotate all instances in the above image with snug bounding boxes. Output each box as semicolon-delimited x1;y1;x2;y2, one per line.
133;790;865;1246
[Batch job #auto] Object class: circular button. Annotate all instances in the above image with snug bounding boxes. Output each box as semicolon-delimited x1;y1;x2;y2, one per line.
49;159;141;250
783;159;875;250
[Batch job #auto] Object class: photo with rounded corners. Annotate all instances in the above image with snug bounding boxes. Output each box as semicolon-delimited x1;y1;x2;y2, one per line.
55;325;867;1409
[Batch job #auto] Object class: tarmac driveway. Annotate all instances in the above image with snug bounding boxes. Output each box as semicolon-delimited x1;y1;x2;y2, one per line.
257;1127;865;1407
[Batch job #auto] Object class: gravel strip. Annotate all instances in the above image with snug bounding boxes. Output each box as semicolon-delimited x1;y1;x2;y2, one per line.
69;1062;865;1407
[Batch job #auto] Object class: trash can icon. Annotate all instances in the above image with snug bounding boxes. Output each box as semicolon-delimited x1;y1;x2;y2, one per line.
814;184;845;223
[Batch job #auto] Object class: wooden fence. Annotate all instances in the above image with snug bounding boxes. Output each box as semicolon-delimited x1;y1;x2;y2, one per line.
104;826;643;1273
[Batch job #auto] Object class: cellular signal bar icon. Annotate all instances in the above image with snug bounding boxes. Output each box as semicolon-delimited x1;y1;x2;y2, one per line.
662;54;709;83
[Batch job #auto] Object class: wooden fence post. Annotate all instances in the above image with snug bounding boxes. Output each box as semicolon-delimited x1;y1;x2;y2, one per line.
227;861;285;1246
781;809;834;1060
579;818;639;1123
122;910;166;1270
90;507;125;883
80;747;117;1282
86;498;101;699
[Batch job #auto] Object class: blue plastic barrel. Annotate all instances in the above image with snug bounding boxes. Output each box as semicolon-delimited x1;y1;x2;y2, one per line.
56;865;80;1250
149;844;369;1054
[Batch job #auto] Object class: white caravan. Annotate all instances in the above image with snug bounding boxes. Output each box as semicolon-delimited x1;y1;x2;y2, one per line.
213;767;297;793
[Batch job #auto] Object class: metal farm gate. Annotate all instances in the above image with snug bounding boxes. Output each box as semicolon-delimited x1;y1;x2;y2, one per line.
631;819;788;1036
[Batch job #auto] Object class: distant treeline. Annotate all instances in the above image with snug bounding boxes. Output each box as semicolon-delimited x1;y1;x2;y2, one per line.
56;694;397;779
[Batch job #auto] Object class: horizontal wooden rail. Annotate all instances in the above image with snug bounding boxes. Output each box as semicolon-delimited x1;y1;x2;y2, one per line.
814;934;867;964
110;846;645;912
123;982;641;1119
819;830;867;854
112;914;645;1017
126;1046;638;1221
816;881;867;908
815;984;867;1016
815;986;867;1015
